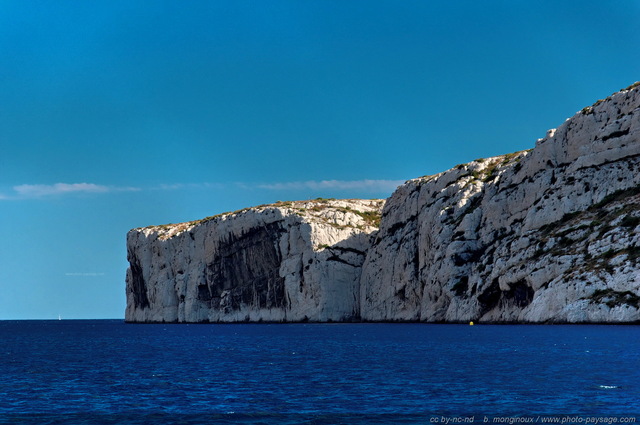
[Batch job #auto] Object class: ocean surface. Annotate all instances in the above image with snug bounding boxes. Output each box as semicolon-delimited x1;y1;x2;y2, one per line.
0;321;638;424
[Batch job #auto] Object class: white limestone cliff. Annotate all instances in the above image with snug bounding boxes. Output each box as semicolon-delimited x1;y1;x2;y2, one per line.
360;82;640;322
126;82;640;323
125;199;384;323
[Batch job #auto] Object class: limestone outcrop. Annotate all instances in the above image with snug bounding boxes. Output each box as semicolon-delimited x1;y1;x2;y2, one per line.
125;199;384;322
126;82;640;323
361;82;640;322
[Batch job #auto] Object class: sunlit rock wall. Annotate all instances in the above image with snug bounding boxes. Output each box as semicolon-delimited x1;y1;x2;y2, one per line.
125;199;384;323
360;83;640;323
126;83;640;323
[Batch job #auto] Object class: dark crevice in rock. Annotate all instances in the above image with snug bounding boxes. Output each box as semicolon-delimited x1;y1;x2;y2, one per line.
329;246;366;256
326;254;360;268
297;256;306;295
601;128;630;142
452;276;469;297
574;153;640;173
478;279;535;316
128;252;150;309
504;280;535;308
478;278;501;315
199;222;287;311
386;215;417;237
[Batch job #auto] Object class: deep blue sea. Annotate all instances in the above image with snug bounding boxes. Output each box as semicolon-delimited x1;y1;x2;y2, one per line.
0;321;638;424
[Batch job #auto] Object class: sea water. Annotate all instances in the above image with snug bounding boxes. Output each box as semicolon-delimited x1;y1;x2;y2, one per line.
0;320;638;424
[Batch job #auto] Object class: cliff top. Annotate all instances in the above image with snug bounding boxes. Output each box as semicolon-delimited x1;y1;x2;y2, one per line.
402;81;640;193
136;198;385;240
581;81;640;114
412;149;532;187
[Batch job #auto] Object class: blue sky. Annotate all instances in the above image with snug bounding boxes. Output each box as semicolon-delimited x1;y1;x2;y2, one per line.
1;1;639;319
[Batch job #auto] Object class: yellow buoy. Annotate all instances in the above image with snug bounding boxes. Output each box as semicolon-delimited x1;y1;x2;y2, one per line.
469;321;474;326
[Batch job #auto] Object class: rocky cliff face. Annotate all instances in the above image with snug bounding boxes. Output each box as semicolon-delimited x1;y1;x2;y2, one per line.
125;199;384;322
361;82;640;322
126;82;640;323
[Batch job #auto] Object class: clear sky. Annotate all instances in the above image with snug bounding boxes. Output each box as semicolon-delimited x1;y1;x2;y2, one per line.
1;1;639;319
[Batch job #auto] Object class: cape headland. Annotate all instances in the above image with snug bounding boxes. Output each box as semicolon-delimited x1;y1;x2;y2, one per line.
126;82;640;323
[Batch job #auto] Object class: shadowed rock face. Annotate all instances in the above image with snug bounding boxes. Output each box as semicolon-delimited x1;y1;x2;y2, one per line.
127;252;149;310
199;223;287;311
126;83;640;323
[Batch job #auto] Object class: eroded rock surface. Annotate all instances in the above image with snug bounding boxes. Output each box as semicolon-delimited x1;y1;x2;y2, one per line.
126;82;640;323
125;199;384;322
360;82;640;322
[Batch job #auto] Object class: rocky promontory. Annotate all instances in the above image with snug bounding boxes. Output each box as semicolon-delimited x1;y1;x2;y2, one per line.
126;199;385;323
126;82;640;323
